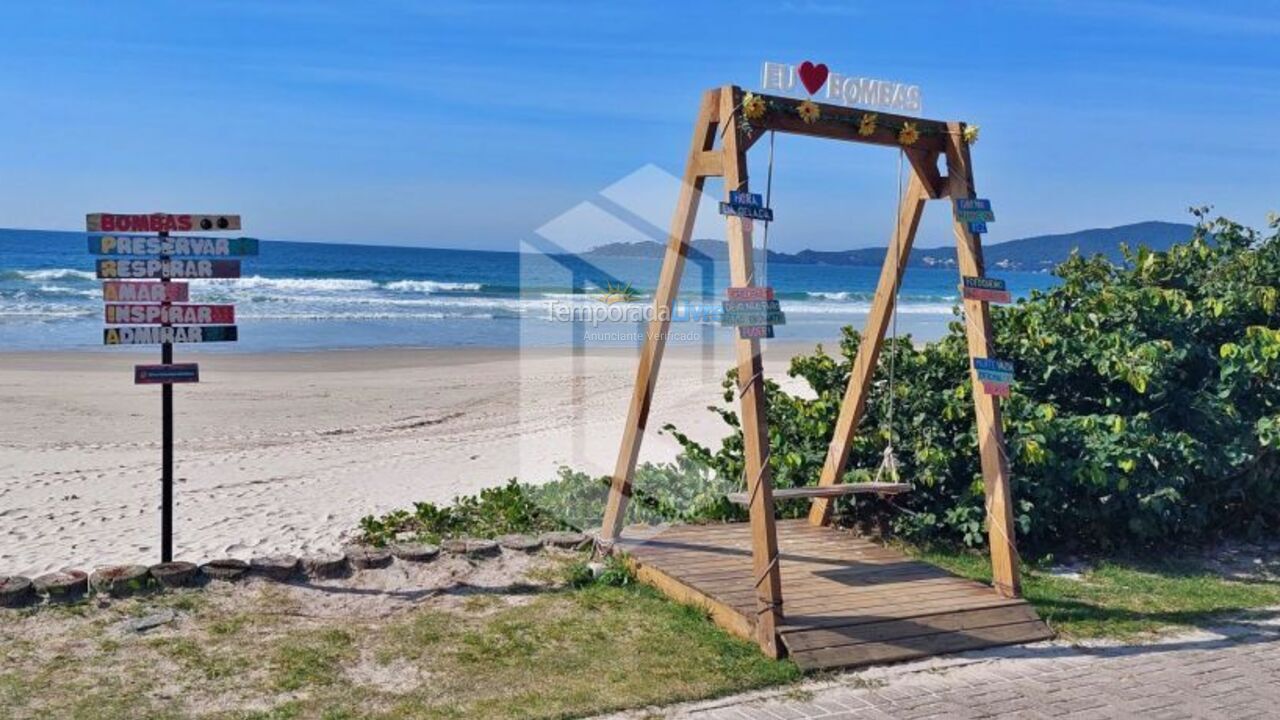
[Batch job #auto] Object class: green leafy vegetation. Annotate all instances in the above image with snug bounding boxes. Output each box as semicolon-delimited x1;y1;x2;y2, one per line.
672;213;1280;554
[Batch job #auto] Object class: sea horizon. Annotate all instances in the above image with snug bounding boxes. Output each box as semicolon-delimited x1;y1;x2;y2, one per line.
0;228;1058;352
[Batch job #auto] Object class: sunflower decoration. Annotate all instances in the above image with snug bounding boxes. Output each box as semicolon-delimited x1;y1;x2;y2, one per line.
963;124;981;145
742;92;767;121
858;113;878;137
898;121;920;146
796;99;821;125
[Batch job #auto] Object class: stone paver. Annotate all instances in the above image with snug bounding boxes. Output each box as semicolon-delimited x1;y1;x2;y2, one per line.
597;618;1280;719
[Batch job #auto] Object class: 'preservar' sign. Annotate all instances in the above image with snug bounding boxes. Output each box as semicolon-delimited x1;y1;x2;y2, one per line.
89;235;258;257
104;326;239;345
105;304;235;325
87;213;241;233
97;259;241;279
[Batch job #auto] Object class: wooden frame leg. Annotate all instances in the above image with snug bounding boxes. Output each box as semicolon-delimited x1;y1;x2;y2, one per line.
600;89;722;541
720;86;784;657
808;162;932;526
945;124;1021;597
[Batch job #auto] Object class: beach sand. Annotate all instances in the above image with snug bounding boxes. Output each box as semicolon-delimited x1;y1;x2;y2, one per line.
0;342;822;576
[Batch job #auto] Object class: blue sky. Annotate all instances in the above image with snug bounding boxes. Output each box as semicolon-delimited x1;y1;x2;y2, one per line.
0;1;1277;251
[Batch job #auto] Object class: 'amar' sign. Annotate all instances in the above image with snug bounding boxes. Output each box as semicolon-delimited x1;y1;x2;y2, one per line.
761;61;922;114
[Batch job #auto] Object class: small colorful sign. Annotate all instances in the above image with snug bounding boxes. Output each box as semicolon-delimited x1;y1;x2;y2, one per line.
961;276;1012;304
738;325;775;339
953;198;995;223
973;357;1014;397
86;213;241;233
96;258;241;280
719;191;774;222
88;235;258;257
102;281;189;303
726;286;774;302
135;364;200;385
968;221;988;234
103;326;239;345
105;304;235;325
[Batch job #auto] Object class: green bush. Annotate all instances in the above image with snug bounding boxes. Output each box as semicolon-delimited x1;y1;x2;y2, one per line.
668;212;1280;555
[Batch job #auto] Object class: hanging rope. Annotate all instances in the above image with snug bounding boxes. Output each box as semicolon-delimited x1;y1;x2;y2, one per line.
876;149;907;486
762;130;776;287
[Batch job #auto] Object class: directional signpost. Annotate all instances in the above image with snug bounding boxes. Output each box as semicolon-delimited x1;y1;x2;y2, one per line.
974;357;1015;397
89;212;253;562
722;286;786;339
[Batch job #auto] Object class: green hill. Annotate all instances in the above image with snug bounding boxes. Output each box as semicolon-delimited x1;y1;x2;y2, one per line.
584;221;1198;271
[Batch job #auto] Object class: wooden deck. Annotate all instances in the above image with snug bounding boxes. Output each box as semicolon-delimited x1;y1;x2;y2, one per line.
614;520;1052;671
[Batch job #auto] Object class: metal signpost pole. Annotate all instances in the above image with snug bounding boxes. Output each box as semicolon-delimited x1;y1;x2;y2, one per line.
159;230;174;563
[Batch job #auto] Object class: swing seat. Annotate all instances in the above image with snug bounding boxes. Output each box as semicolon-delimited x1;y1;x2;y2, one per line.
725;482;911;506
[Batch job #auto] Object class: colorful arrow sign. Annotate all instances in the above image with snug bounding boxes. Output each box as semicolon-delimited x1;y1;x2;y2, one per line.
96;259;241;280
105;304;235;325
88;235;258;257
103;326;239;345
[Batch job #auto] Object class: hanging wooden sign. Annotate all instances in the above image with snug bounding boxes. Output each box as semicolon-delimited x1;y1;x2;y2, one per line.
105;304;235;325
953;198;994;223
135;364;200;385
726;286;774;301
86;213;241;233
974;357;1014;397
719;191;774;221
96;258;241;280
103;325;239;345
961;276;1012;304
102;281;189;302
88;235;259;257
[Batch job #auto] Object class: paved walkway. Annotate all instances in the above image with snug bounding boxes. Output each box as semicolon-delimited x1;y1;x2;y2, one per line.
600;618;1280;719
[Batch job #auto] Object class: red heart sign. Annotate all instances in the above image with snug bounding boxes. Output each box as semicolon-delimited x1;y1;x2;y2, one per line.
797;61;828;95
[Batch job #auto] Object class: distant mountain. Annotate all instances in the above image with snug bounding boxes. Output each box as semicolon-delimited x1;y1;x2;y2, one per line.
583;221;1197;271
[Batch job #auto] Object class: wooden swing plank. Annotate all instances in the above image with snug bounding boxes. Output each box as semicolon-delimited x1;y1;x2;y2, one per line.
725;482;910;505
614;520;1052;671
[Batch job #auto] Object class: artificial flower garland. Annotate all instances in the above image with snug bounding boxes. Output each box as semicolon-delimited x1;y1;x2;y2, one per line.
736;94;981;149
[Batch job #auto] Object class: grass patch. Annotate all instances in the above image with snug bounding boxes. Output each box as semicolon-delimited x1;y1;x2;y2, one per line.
271;629;356;691
916;546;1280;640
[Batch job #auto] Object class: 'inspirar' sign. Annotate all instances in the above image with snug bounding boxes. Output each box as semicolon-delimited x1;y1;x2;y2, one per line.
761;61;922;114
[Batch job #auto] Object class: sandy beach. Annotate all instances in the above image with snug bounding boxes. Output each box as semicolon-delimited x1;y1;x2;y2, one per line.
0;343;819;576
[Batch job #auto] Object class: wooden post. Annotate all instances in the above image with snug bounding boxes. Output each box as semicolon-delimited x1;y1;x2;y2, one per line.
808;163;931;526
720;86;784;657
944;123;1021;597
600;89;722;540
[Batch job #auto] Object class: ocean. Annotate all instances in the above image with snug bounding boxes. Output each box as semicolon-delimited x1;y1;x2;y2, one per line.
0;230;1058;352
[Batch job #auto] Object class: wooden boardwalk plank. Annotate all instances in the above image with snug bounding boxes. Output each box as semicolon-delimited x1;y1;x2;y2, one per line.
616;521;1052;671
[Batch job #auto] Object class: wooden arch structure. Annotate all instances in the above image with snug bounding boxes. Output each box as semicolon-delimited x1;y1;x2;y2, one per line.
599;86;1049;666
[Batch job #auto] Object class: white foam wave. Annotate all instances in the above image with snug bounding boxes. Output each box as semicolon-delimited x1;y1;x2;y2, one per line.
217;276;380;292
15;268;96;282
384;280;483;293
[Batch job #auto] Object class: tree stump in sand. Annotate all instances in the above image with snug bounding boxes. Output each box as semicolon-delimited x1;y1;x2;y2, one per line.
390;543;440;563
540;531;590;550
149;561;199;589
250;555;299;581
345;546;393;570
201;559;250;582
301;553;348;579
33;570;89;602
0;576;35;608
91;565;152;597
497;534;543;553
444;538;500;558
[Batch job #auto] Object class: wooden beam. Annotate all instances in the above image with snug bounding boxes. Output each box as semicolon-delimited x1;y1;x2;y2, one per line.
905;149;946;199
600;89;721;540
720;85;784;659
751;91;948;153
944;122;1021;598
808;165;930;526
